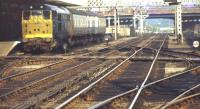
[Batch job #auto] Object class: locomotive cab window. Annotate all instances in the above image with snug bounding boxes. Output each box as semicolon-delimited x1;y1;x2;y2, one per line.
58;14;62;31
58;14;62;21
67;15;70;21
43;11;50;19
23;11;30;20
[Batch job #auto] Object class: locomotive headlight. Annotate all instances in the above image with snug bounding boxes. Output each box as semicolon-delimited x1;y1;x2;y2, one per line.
193;41;199;48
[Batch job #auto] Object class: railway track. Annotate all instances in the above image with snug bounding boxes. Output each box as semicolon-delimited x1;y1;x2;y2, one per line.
136;46;196;68
38;36;155;108
0;50;118;108
0;37;144;79
132;46;200;61
0;57;64;78
0;36;152;109
89;65;200;109
0;37;146;80
84;36;200;109
131;67;200;109
0;56;111;108
162;93;200;109
55;35;200;109
161;82;200;109
55;35;163;109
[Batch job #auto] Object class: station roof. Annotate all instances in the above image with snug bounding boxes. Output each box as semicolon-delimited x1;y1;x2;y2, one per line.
4;0;80;6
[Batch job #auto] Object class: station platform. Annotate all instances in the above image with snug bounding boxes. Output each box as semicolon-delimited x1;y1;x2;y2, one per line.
0;41;20;56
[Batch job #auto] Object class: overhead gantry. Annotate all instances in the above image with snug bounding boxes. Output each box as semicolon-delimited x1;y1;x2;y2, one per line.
164;0;183;44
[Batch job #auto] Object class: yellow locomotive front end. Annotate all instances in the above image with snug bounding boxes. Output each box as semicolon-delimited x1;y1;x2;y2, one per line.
22;10;53;51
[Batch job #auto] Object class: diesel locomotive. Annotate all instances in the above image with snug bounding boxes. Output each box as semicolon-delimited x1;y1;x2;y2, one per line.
21;4;106;52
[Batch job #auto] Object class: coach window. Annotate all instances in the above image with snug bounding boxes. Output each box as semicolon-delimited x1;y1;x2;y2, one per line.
58;14;62;21
58;14;62;31
67;15;70;21
52;11;57;18
23;11;30;20
58;23;62;31
43;11;50;19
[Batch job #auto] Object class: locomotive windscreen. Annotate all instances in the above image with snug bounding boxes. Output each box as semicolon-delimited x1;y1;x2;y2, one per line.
23;10;51;20
23;11;30;20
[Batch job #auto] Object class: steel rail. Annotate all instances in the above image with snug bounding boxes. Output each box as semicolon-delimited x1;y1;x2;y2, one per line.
13;62;117;109
0;37;150;108
129;36;167;109
89;88;138;109
162;92;200;109
0;36;146;95
131;45;200;59
0;57;64;78
74;56;200;62
161;83;200;109
0;59;95;99
0;37;141;83
131;46;196;68
0;58;73;81
55;36;155;109
143;46;194;71
90;65;200;109
1;37;142;60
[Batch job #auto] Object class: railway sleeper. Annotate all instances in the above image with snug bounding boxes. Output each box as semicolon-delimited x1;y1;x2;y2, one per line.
9;61;116;109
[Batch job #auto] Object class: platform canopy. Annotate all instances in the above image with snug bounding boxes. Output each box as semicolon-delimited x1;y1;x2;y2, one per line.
2;0;80;6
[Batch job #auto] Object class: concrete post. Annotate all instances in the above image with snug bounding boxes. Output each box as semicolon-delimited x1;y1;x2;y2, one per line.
118;16;121;28
138;11;148;36
139;16;144;35
114;8;117;40
133;16;136;29
175;10;177;39
108;17;111;28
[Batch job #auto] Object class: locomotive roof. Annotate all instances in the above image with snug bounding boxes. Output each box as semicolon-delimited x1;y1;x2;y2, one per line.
67;8;97;16
21;4;70;14
22;4;104;17
45;4;70;14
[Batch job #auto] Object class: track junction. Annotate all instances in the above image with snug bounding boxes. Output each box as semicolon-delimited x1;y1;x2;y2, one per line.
0;35;200;109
